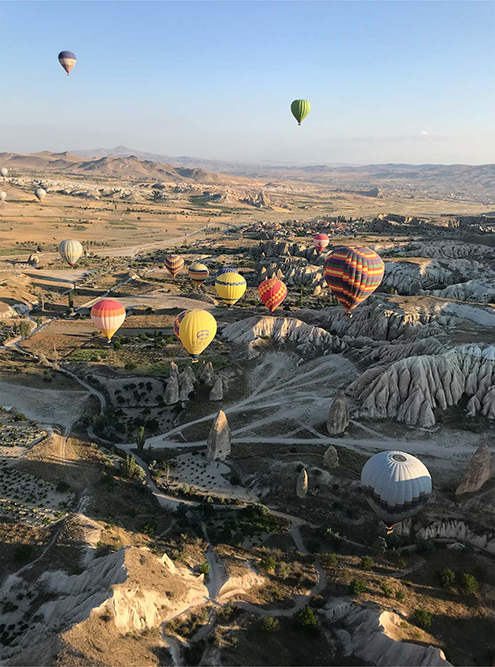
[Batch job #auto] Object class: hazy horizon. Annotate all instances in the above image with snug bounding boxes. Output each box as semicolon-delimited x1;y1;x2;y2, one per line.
2;1;495;165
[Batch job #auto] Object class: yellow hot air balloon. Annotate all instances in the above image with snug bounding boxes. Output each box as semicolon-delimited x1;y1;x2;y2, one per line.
215;271;246;308
178;309;217;362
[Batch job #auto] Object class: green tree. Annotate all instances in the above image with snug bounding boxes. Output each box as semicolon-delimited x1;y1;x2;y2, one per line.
68;291;74;308
413;608;432;629
294;606;317;629
199;562;210;575
395;589;406;602
380;582;393;598
136;426;146;451
261;617;279;633
461;573;479;595
440;568;456;588
259;555;276;573
19;320;32;339
350;578;367;596
321;553;338;567
361;555;375;571
122;454;145;480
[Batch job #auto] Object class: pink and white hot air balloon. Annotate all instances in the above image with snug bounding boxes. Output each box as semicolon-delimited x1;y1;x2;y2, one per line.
313;233;330;253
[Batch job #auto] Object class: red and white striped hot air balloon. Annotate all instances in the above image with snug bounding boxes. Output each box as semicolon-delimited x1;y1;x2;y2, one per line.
258;278;287;314
313;233;330;253
90;299;126;341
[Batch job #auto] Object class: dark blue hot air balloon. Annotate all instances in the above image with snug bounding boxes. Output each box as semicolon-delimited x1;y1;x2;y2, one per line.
58;51;77;75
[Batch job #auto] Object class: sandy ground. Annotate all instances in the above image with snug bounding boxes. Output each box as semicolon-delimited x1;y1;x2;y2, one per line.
0;381;88;429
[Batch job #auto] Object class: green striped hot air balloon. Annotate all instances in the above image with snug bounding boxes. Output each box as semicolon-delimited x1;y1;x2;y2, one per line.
291;99;311;125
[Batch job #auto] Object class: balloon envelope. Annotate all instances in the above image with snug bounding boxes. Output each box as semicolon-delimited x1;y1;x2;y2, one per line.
291;99;311;125
165;254;184;277
174;310;189;340
0;191;6;202
188;262;209;286
361;451;432;527
0;168;8;177
323;246;384;312
259;278;287;313
215;271;246;307
313;233;330;252
59;239;83;266
58;50;77;75
35;188;46;202
216;267;236;277
91;299;126;341
178;309;217;361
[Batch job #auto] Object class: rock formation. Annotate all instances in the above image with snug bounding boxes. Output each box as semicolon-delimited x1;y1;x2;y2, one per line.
327;392;349;435
209;377;223;401
296;467;308;498
179;367;196;400
164;375;179;404
206;410;231;461
323;445;339;469
455;444;493;495
198;361;215;385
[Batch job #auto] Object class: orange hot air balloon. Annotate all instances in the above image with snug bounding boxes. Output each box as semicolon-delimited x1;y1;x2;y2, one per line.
165;254;184;278
90;299;126;341
313;233;330;253
258;278;287;313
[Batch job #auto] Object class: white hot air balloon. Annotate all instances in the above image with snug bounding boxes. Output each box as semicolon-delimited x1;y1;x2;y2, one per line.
58;239;83;267
0;191;6;202
361;451;432;529
35;188;46;202
0;168;8;177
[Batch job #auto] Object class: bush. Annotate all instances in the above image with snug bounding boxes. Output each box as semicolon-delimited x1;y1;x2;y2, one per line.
440;568;456;588
261;617;279;633
294;606;317;628
199;562;210;575
413;608;432;629
350;578;367;595
361;555;375;571
461;573;479;594
395;589;406;602
55;481;71;493
259;555;276;573
373;537;387;557
321;553;338;567
380;582;393;598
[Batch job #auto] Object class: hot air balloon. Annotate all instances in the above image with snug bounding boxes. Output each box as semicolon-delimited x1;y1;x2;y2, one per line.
174;310;188;339
59;239;83;267
259;278;287;313
313;233;329;253
188;262;209;287
361;451;432;529
58;51;77;75
90;299;126;341
323;246;384;312
0;168;8;177
215;271;246;308
216;267;236;277
164;254;184;278
34;188;46;202
178;309;217;362
291;99;311;125
0;191;6;202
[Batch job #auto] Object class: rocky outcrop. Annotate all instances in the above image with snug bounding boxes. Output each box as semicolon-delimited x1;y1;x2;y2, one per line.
179;367;196;400
222;316;345;356
206;410;231;461
198;361;215;385
296;467;308;498
327;392;349;435
322;601;451;666
323;445;339;469
348;345;495;428
455;444;493;495
209;377;223;401
164;375;179;404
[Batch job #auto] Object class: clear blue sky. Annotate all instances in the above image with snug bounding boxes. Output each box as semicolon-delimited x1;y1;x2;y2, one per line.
1;1;494;164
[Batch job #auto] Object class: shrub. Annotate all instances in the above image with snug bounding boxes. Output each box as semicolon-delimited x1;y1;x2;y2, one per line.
373;537;387;557
395;589;406;602
199;562;210;575
380;582;393;598
259;555;276;573
294;606;317;628
55;481;70;493
413;608;432;629
261;617;279;632
350;578;367;595
440;568;456;588
461;573;479;594
321;553;338;567
361;555;375;571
